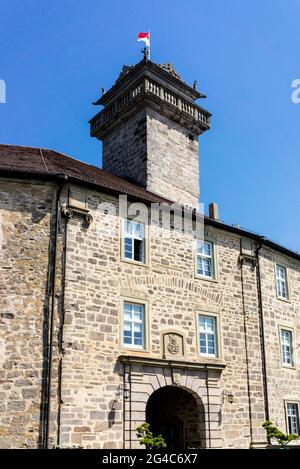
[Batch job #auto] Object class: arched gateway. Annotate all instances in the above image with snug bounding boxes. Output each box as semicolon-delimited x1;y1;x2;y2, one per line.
120;356;225;449
146;386;205;449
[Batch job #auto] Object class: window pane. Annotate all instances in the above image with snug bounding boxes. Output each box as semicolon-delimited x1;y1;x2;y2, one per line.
124;238;133;259
123;303;145;349
197;241;214;278
124;220;145;263
203;258;212;277
277;265;285;279
123;321;132;332
197;240;204;254
199;317;206;330
124;302;132;312
281;330;293;365
134;311;143;321
125;220;133;236
199;316;217;356
134;322;142;333
124;310;132;320
200;333;207;353
287;403;299;434
197;257;204;275
204;242;211;256
276;265;287;298
123;320;132;345
134;222;144;239
206;318;215;332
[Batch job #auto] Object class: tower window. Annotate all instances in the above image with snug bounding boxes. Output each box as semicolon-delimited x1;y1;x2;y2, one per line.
123;219;145;263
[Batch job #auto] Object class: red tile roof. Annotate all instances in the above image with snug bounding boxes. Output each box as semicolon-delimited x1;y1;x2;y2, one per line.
1;143;300;262
0;144;170;204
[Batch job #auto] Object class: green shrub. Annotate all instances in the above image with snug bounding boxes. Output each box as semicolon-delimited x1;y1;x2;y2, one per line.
262;420;299;447
136;423;167;449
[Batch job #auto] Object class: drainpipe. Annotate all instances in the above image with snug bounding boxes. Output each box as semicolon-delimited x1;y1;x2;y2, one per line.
255;238;270;433
43;175;68;449
239;247;253;445
122;363;126;449
205;365;211;449
129;361;132;449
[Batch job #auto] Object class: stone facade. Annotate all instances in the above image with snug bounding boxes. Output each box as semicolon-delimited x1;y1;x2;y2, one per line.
0;178;60;448
102;108;200;208
102;109;148;189
1;177;300;449
1;57;300;450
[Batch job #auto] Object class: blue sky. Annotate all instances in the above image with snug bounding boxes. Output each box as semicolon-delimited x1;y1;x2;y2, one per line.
0;0;299;251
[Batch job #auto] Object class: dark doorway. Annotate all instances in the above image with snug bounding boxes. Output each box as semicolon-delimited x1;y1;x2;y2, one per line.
146;386;205;450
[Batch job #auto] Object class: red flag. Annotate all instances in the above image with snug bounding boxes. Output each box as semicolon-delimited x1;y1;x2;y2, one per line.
137;32;150;47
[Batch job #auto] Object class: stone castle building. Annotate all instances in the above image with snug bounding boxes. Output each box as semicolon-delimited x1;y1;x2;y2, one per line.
0;54;300;449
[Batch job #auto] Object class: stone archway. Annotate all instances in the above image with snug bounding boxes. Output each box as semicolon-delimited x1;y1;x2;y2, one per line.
119;356;224;449
146;385;205;449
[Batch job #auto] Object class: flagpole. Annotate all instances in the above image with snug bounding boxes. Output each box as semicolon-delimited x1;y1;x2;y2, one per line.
148;29;151;61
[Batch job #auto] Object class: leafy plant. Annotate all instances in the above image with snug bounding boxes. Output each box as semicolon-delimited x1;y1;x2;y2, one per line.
136;423;167;449
262;420;299;447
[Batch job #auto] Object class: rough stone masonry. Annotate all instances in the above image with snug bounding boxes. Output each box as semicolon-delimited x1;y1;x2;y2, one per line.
0;56;300;449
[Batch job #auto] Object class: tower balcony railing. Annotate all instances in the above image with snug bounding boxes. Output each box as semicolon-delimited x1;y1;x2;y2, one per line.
90;78;211;135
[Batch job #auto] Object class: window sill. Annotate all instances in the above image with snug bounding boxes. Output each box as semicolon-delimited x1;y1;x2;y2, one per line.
194;273;218;283
120;347;150;355
276;295;291;304
281;364;296;370
197;356;225;366
121;258;149;268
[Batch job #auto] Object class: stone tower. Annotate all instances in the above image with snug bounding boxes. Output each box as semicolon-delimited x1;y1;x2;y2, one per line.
89;53;211;208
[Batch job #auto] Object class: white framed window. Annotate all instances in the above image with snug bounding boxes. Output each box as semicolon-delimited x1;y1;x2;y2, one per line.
280;328;294;366
123;219;145;263
199;315;217;357
276;264;288;300
196;240;215;279
123;302;145;349
286;403;299;435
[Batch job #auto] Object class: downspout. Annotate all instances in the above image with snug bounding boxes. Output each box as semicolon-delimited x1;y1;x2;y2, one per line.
239;249;253;445
56;191;69;448
122;363;126;449
255;239;270;435
129;361;132;449
44;175;68;449
205;365;211;449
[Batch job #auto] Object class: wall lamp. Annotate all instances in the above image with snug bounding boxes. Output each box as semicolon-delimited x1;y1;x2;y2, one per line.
222;390;234;404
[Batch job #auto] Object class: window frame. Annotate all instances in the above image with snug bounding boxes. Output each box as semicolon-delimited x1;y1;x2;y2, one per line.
121;218;149;266
195;239;218;282
279;325;295;368
120;297;149;352
275;263;290;302
196;311;221;359
285;401;300;435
